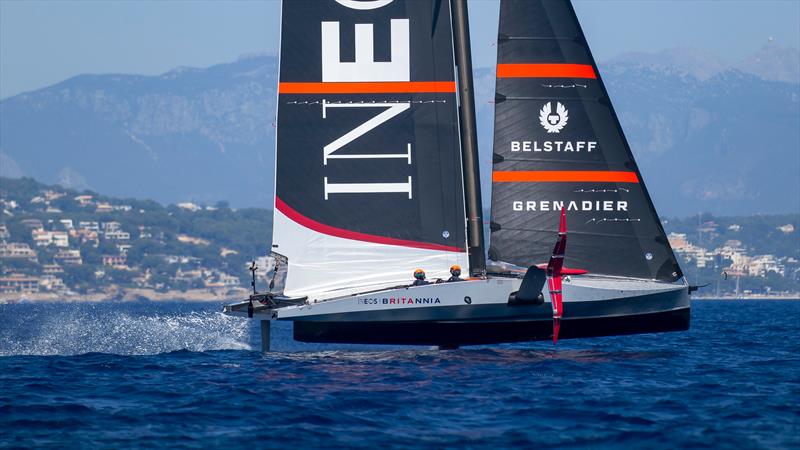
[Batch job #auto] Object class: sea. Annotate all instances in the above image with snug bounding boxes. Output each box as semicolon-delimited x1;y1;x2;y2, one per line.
0;300;798;449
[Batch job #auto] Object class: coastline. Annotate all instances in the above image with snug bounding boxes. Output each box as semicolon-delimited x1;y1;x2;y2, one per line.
1;289;798;304
0;287;250;304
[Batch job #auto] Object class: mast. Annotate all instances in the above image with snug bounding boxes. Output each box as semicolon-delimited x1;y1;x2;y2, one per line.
450;0;486;275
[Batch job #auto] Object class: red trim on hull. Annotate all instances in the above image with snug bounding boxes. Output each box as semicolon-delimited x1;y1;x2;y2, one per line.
275;197;465;253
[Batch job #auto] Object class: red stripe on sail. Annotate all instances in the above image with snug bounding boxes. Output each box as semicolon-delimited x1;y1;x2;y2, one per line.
278;81;457;94
496;63;597;79
492;171;639;183
275;197;465;253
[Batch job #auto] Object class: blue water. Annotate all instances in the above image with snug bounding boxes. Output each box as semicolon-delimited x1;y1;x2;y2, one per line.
1;301;798;449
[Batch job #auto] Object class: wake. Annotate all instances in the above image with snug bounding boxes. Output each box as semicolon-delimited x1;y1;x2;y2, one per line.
0;305;252;356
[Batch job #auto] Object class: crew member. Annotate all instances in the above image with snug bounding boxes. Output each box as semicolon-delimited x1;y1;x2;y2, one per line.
412;269;430;286
447;265;464;282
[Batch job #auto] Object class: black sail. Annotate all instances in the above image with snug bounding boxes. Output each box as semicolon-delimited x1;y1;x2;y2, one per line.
488;0;682;282
273;0;469;298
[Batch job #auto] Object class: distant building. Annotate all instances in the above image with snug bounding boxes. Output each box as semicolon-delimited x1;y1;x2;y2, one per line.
177;202;201;212
0;224;9;240
205;273;241;289
44;190;65;202
39;275;66;292
99;222;129;240
54;249;83;265
138;225;153;239
220;247;238;258
59;219;74;230
74;195;94;206
667;233;690;250
0;274;39;294
78;221;99;232
104;230;131;240
20;218;43;230
748;255;784;277
174;268;207;283
177;234;210;246
41;264;64;275
102;254;127;268
101;221;121;232
1;199;19;211
777;224;795;234
0;243;37;261
95;202;113;213
32;230;69;247
164;255;202;265
72;229;99;246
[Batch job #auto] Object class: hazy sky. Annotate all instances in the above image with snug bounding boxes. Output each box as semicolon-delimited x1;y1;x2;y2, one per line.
1;0;798;99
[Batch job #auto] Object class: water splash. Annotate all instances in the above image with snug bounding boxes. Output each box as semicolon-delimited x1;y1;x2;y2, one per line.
0;303;251;356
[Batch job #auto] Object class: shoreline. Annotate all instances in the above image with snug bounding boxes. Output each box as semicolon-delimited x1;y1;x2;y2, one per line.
0;287;250;304
1;290;799;304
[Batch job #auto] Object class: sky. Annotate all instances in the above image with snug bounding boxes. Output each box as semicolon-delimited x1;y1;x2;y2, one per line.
1;0;798;99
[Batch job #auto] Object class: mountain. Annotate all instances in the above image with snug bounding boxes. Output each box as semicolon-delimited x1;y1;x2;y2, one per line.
0;55;278;208
1;47;798;216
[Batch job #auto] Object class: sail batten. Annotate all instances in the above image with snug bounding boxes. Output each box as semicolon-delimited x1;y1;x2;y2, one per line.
489;0;682;282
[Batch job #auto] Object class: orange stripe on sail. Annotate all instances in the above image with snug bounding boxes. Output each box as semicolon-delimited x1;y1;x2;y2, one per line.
496;63;597;79
492;171;639;183
278;81;457;94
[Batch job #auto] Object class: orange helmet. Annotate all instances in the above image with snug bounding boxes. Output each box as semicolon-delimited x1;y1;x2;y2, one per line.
450;265;461;275
414;268;426;280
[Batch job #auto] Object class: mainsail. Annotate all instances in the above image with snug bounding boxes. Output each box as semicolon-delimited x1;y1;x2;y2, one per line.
273;0;468;298
488;0;682;282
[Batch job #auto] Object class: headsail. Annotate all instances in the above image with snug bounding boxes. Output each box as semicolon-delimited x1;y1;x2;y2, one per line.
273;0;468;298
488;0;683;282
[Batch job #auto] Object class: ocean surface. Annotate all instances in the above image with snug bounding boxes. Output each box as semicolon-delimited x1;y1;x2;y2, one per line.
0;300;798;449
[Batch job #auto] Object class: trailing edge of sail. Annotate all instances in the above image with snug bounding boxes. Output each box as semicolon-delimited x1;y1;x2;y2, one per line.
488;0;683;282
273;0;468;299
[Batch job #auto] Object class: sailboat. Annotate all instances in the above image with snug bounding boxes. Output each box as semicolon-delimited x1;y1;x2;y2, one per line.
224;0;691;350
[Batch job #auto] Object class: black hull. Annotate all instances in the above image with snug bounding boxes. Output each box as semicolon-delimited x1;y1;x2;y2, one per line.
293;307;690;346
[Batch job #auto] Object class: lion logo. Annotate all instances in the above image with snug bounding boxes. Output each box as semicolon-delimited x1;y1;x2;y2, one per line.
539;101;569;133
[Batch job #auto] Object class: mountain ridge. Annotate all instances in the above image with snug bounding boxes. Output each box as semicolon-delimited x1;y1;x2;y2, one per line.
1;46;797;216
